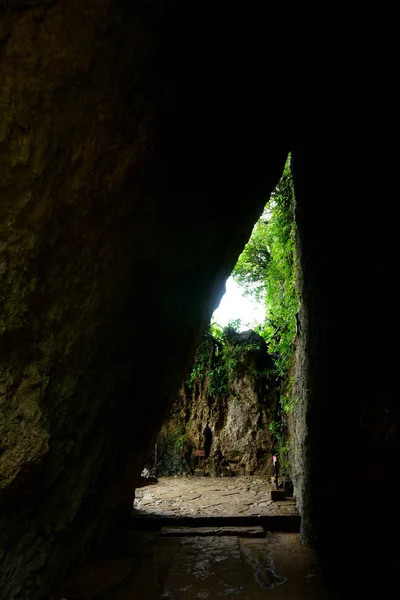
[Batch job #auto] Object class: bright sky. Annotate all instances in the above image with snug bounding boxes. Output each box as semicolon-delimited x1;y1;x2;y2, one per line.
212;277;265;331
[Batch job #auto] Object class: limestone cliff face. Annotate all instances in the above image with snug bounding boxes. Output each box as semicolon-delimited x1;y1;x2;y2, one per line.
155;330;280;479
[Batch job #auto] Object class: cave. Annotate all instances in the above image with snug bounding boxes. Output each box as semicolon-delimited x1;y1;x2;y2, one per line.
203;426;213;460
0;2;398;599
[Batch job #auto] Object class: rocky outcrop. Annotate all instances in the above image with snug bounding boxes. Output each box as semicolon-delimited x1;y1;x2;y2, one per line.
154;330;281;479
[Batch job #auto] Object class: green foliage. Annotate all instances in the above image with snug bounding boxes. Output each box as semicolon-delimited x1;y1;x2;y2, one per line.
185;323;270;402
209;319;225;342
186;161;300;471
156;420;195;476
231;154;298;477
185;326;236;401
185;333;215;391
233;221;270;302
226;318;243;331
280;394;294;414
268;420;282;443
232;154;298;377
268;419;290;475
278;442;290;475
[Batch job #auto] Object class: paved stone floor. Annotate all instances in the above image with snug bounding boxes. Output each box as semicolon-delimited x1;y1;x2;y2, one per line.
54;478;340;599
134;476;298;519
54;531;340;599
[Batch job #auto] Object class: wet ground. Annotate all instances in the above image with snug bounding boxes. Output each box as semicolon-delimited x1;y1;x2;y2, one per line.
55;531;339;600
54;478;339;599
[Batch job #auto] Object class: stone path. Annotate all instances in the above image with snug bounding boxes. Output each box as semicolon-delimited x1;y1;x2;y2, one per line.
159;533;335;600
54;478;336;599
160;526;266;538
134;476;298;520
54;532;339;599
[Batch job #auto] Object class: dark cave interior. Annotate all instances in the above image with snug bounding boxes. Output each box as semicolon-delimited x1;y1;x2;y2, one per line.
0;2;398;598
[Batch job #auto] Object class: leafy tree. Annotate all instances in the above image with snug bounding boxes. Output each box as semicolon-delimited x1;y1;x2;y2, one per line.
232;154;298;376
233;220;270;302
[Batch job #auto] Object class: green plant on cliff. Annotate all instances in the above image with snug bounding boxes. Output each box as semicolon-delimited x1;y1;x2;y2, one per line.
185;333;215;390
268;420;282;443
268;420;290;475
185;327;236;401
231;154;298;477
185;322;267;402
232;154;298;378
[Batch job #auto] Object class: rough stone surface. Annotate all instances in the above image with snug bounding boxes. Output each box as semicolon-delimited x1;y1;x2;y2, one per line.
53;532;338;600
289;145;400;594
1;1;398;597
160;526;266;538
154;331;279;478
134;477;298;519
0;2;290;597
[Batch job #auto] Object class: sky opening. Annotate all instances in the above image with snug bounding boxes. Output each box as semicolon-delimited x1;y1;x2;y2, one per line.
212;276;265;331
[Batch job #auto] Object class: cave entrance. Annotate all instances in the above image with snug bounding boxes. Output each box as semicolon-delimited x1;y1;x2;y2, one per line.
53;149;345;600
143;153;295;482
134;154;297;522
124;152;308;598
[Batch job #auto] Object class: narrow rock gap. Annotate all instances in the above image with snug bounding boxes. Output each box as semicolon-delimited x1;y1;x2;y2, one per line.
0;6;397;596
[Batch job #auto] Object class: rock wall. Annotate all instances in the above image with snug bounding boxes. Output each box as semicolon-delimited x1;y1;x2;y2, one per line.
1;2;398;597
155;330;281;479
0;3;290;597
289;144;400;595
